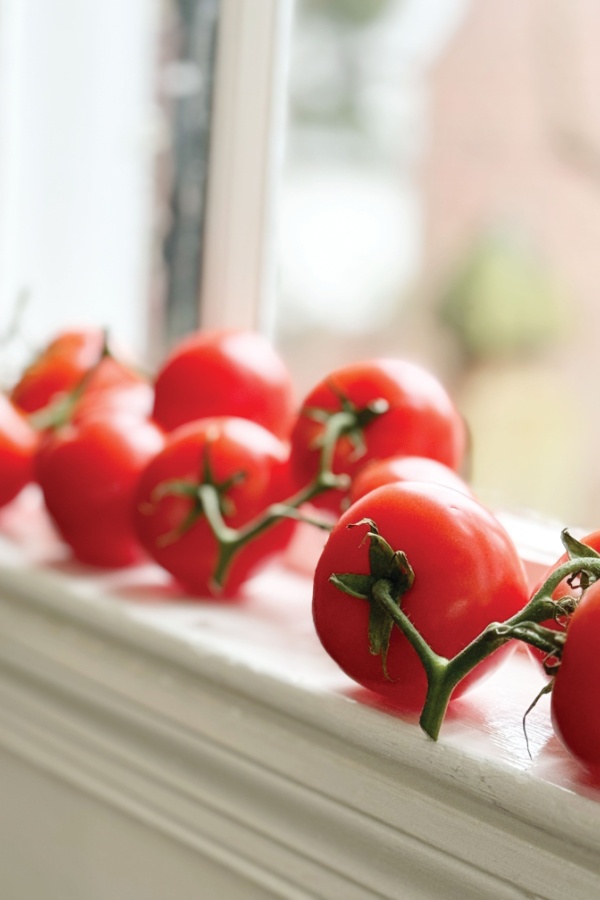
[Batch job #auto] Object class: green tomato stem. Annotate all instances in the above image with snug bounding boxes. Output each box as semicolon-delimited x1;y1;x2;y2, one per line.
370;557;600;741
201;407;377;590
29;329;112;431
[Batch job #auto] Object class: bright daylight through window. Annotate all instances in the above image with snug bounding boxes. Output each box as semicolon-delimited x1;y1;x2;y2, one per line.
2;0;597;530
276;0;600;531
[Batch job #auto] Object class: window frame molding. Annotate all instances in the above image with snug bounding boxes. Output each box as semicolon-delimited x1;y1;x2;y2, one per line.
0;516;599;897
198;0;294;335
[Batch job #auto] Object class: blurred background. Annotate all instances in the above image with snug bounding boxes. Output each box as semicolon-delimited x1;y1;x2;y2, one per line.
0;0;599;528
276;0;600;528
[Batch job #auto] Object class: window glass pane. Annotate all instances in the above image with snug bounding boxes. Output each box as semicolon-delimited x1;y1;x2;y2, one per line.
0;0;218;375
158;0;219;350
277;0;599;528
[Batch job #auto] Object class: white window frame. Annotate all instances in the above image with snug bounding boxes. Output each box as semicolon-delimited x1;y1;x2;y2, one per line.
199;0;294;336
0;0;291;352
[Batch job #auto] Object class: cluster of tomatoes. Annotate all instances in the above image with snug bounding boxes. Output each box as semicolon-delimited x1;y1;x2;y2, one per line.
2;328;296;586
0;325;471;592
0;324;598;775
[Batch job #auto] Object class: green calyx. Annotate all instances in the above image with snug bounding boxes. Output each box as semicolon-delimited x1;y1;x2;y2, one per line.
29;329;113;431
305;381;389;462
139;396;393;593
330;520;414;678
152;444;246;548
327;521;600;743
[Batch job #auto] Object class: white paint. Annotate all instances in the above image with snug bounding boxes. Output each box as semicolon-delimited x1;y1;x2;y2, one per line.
0;490;598;898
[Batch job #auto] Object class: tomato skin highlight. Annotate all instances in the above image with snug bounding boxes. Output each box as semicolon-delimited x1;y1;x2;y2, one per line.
551;580;600;771
312;482;528;710
0;393;37;508
290;359;467;516
133;417;296;597
152;329;296;439
350;454;472;504
35;410;165;567
11;328;105;414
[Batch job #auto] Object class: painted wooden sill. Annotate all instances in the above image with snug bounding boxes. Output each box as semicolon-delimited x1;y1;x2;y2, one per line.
0;488;598;900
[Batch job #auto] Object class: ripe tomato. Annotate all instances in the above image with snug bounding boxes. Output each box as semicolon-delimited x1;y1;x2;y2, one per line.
312;482;528;710
35;410;165;567
133;417;295;597
0;393;37;508
70;356;153;423
349;454;472;505
290;359;467;515
11;328;105;413
550;578;600;771
152;329;296;439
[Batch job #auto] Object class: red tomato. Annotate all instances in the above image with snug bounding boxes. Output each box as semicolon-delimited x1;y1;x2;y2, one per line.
71;356;153;422
312;482;528;710
11;328;105;413
0;393;37;508
133;417;295;597
551;578;600;771
35;410;165;567
152;329;296;439
350;454;472;504
290;359;467;515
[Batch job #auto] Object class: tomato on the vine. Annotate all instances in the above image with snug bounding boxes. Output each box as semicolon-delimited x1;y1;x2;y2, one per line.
70;355;153;423
312;482;528;710
290;359;467;515
35;409;165;567
133;416;296;597
0;393;37;508
11;328;105;414
550;578;600;771
152;329;296;439
349;454;472;505
527;530;600;667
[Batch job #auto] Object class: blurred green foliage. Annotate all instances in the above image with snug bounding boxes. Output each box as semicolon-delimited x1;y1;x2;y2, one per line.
439;225;568;361
301;0;392;27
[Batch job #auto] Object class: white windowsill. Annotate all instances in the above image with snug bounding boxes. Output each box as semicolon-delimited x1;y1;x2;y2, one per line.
0;489;598;899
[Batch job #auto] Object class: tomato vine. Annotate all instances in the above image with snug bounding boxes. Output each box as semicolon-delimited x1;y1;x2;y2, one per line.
331;524;594;740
